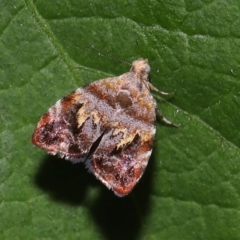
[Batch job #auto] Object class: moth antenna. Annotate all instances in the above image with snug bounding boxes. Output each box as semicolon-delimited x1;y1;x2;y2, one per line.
85;45;131;66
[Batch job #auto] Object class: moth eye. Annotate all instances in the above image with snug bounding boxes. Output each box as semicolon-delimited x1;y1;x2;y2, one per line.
145;64;150;73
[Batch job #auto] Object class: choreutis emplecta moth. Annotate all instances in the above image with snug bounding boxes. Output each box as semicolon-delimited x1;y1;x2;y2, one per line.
32;59;177;197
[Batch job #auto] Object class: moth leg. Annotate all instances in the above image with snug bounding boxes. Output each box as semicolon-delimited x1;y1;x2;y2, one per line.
156;108;179;127
147;82;178;127
148;82;175;96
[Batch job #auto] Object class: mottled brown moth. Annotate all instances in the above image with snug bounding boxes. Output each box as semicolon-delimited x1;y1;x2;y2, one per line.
32;59;177;196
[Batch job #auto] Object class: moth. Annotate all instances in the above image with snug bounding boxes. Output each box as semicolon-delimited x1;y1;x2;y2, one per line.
32;59;177;196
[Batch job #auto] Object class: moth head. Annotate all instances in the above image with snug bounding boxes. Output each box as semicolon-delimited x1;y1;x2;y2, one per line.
131;58;151;80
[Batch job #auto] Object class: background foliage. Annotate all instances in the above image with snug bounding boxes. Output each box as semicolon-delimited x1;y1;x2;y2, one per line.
1;0;240;239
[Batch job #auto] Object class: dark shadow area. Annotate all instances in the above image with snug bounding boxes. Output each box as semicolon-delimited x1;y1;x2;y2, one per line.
34;150;156;240
89;151;155;240
34;155;98;205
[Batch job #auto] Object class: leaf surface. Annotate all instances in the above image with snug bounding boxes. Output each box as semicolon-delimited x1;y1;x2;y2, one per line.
1;1;240;239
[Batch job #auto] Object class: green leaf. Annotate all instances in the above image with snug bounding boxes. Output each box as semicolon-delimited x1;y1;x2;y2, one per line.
1;0;240;239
